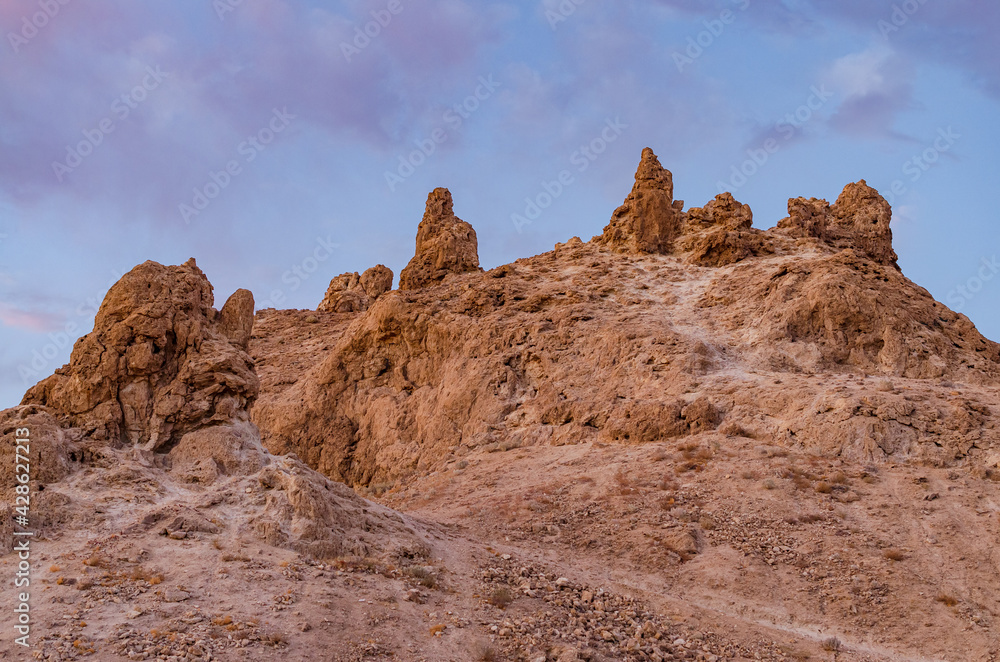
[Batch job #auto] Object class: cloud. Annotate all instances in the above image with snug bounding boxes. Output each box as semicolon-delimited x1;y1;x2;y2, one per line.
0;0;510;222
825;47;915;139
0;303;64;333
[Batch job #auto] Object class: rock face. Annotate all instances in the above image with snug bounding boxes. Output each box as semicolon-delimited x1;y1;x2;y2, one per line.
22;259;258;452
360;264;394;299
777;197;830;240
251;150;1000;488
830;180;898;268
4;259;425;560
679;192;772;267
398;188;481;290
318;265;394;313
596;148;684;254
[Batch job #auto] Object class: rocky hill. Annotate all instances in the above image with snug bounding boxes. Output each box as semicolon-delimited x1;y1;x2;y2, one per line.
4;148;1000;661
252;149;1000;489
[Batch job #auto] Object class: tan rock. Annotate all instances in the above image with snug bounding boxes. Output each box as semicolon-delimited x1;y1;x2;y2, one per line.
679;192;772;266
3;260;427;563
167;419;268;484
830;180;898;267
595;147;684;253
252;160;1000;487
776;197;830;240
21;259;258;451
318;265;394;313
360;265;393;299
218;288;255;349
398;188;480;290
319;272;365;313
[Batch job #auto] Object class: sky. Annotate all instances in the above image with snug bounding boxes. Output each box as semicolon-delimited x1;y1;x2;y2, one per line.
1;0;999;408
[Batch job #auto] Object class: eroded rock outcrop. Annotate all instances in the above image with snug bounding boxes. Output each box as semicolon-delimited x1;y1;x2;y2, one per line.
318;265;394;313
398;188;480;290
830;180;898;268
679;192;772;267
776;197;830;240
595;148;684;253
251;149;1000;487
4;259;425;560
22;259;258;451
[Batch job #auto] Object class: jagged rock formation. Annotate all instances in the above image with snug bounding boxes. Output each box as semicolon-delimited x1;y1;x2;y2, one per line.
776;197;830;240
598;150;897;271
679;192;772;267
830;180;899;268
595;147;684;253
398;188;481;290
251;149;1000;489
21;259;258;451
3;260;425;560
318;265;394;313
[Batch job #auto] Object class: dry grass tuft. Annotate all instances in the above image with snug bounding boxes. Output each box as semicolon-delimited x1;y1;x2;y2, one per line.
883;549;906;562
935;592;958;607
487;587;514;609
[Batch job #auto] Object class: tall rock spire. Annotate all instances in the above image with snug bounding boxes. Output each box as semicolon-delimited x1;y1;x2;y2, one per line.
595;148;684;254
399;188;481;290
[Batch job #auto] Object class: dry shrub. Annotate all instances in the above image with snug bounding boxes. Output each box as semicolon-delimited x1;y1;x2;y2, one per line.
475;642;499;662
406;565;438;589
83;553;110;569
487;587;514;609
883;549;906;562
935;593;958;607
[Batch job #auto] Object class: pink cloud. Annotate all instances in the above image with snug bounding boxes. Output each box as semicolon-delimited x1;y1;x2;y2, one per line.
0;304;63;333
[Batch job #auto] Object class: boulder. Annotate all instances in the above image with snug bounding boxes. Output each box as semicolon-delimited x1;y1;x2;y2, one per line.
777;197;831;240
21;258;258;451
679;192;771;266
318;265;394;313
830;180;898;268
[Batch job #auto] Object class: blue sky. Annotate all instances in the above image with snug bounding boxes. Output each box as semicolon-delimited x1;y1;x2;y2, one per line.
1;0;999;408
